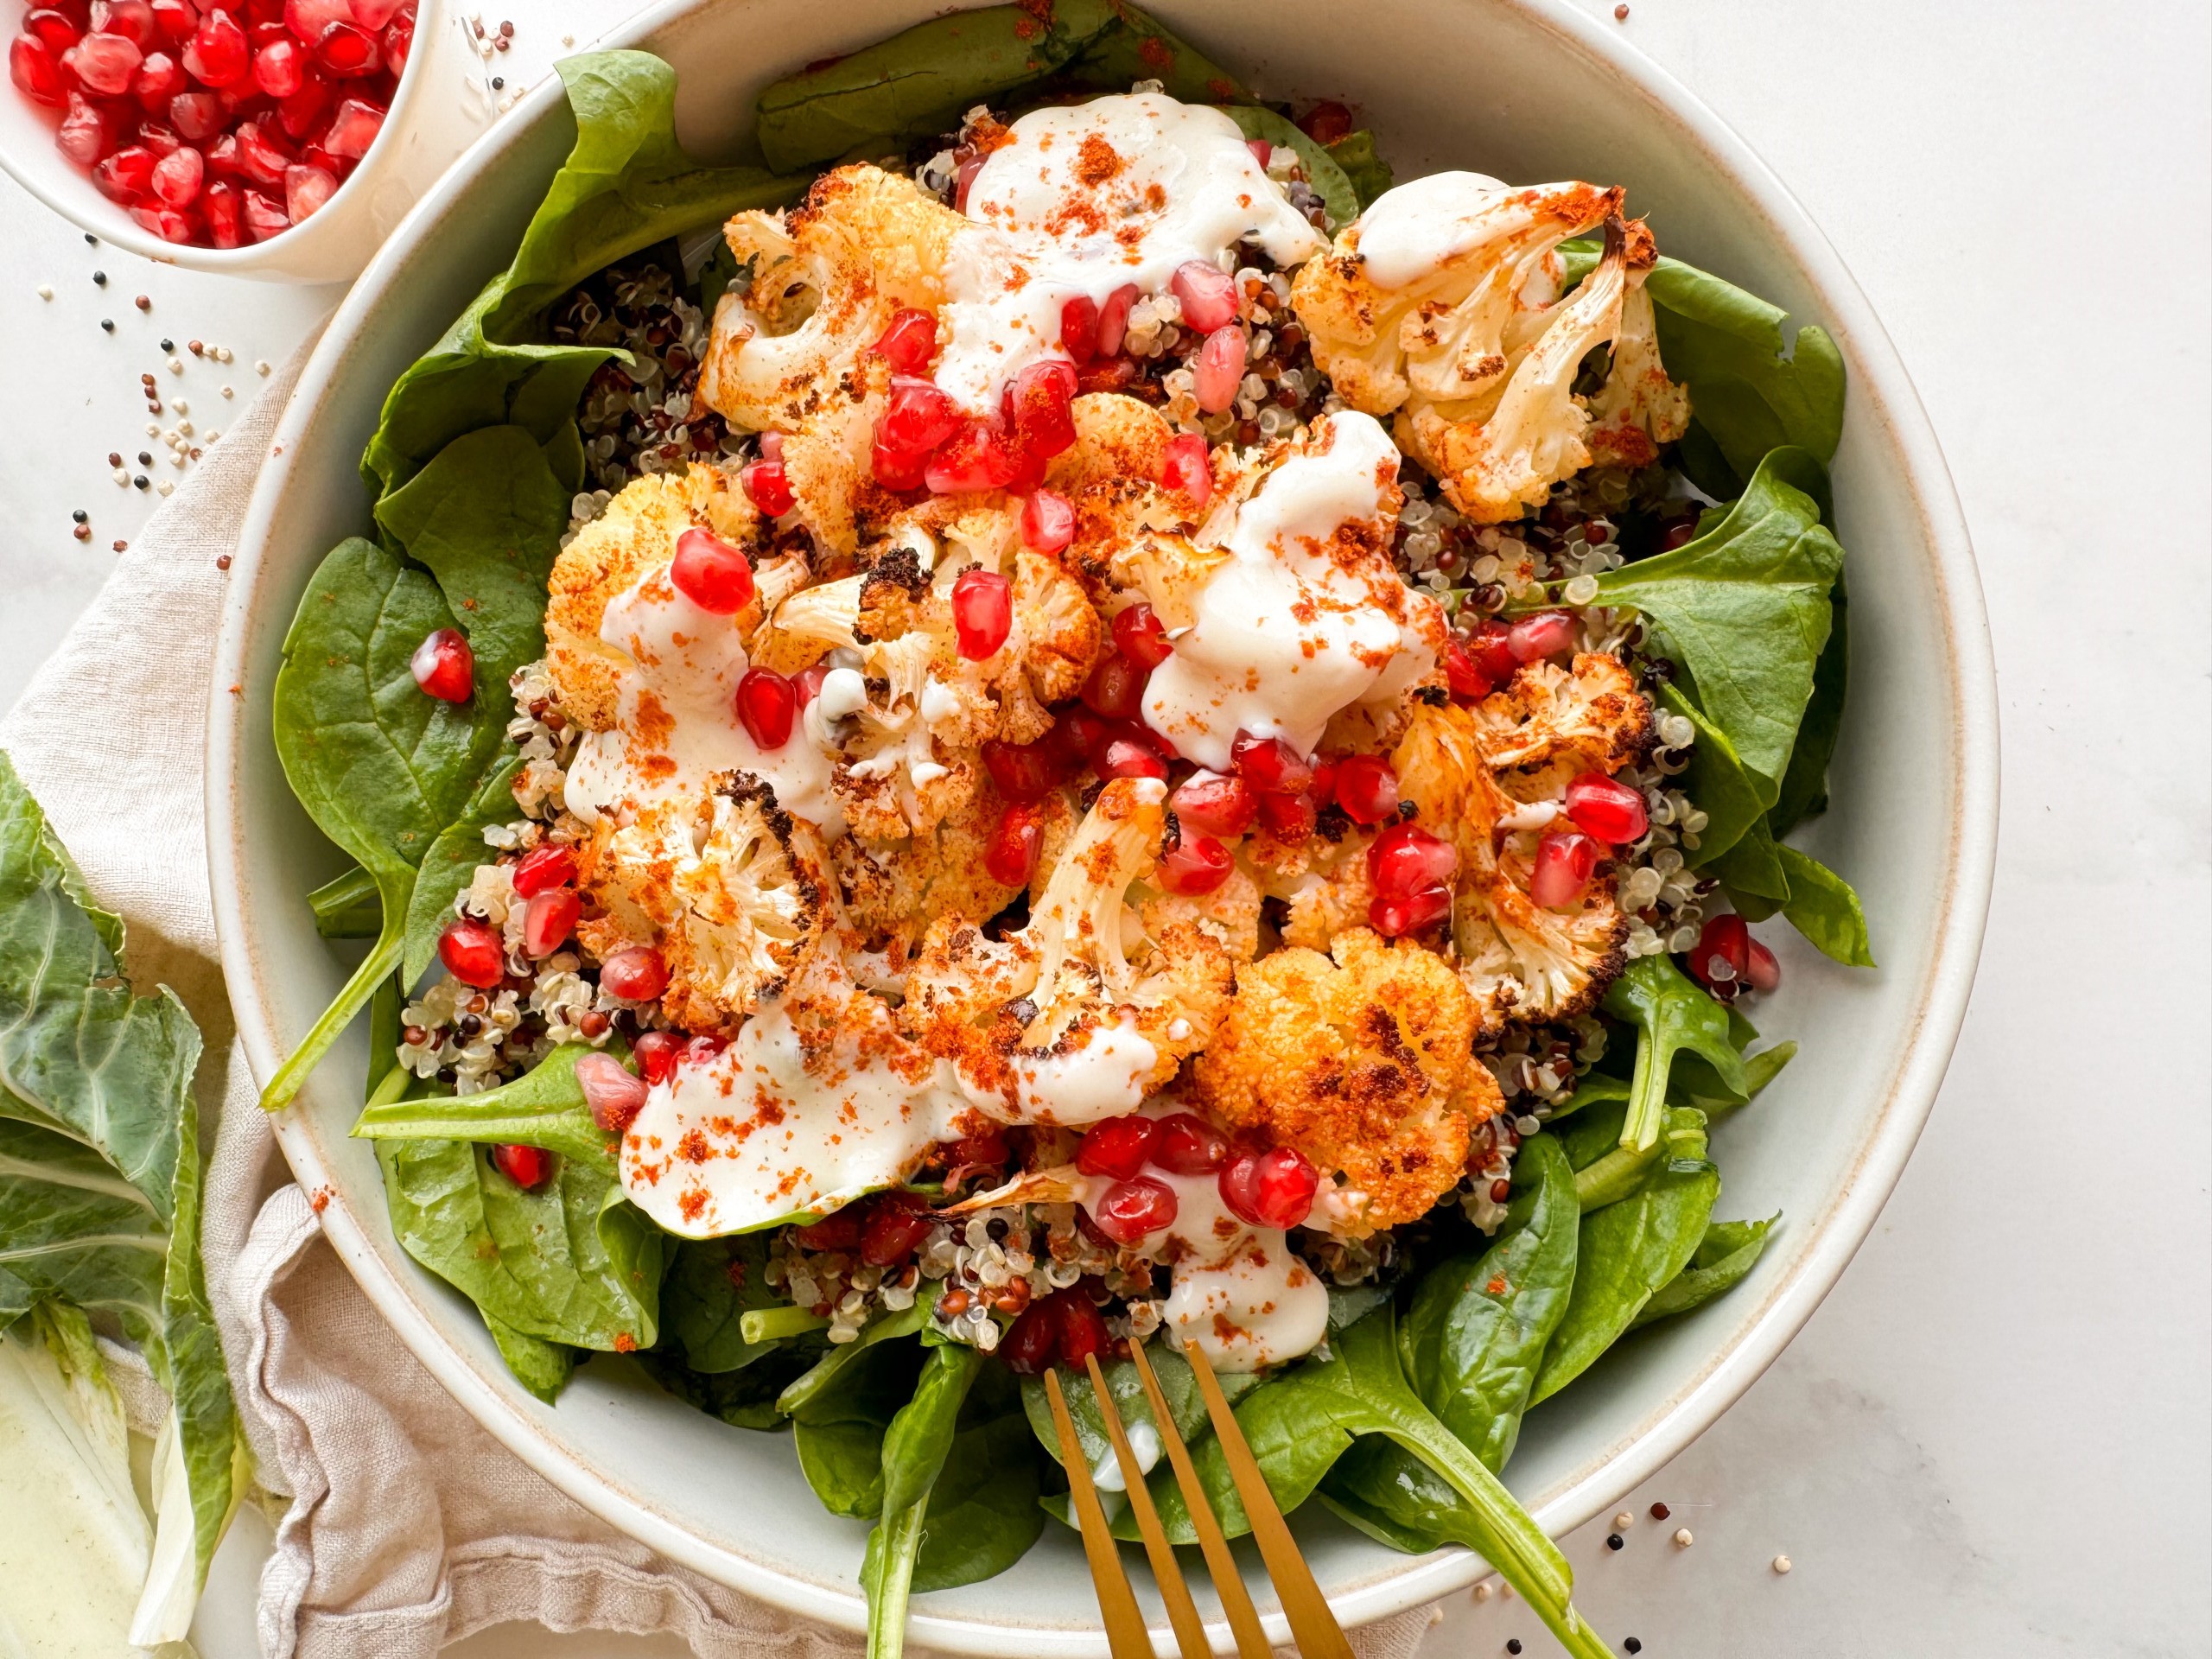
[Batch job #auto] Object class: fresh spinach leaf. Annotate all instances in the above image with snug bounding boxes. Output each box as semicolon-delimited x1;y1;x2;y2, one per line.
1221;105;1358;227
1770;574;1847;836
374;1135;663;1357
1603;954;1747;1153
0;755;238;1606
663;1234;782;1373
637;1341;824;1431
353;1042;622;1172
1710;813;1791;917
1656;682;1770;868
1548;1068;1630;1124
1630;1214;1777;1331
1325;131;1392;208
1592;449;1843;790
400;755;523;982
308;864;382;939
862;1343;982;1659
364;52;808;497
778;1301;931;1419
1530;1109;1718;1405
1776;843;1876;967
485;1313;577;1403
908;1368;1044;1592
793;1335;925;1519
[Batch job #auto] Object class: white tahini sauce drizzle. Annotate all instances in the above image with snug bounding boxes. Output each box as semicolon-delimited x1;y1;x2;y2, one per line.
1140;411;1446;772
936;94;1326;410
1349;168;1512;288
1001;1016;1159;1126
563;563;842;836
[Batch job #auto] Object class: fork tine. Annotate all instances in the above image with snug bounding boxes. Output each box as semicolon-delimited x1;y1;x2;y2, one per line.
1082;1352;1211;1659
1126;1341;1273;1659
1043;1367;1157;1659
1182;1342;1357;1659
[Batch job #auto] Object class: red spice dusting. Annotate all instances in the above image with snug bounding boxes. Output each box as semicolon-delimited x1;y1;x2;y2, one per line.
1138;35;1173;67
677;1128;711;1164
678;1188;708;1223
1487;1275;1509;1294
1206;77;1238;100
1075;132;1123;186
613;1332;637;1353
309;1185;332;1214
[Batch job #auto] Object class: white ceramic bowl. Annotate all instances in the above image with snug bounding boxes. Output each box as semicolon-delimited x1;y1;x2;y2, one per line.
0;0;492;283
209;0;1999;1649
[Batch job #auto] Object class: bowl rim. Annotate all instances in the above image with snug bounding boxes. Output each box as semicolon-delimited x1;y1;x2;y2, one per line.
0;0;454;276
207;0;2000;1647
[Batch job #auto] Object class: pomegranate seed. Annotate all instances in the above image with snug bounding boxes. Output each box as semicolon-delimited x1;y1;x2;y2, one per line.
1509;609;1578;663
984;802;1044;888
181;8;247;85
1333;755;1402;825
1745;937;1782;994
273;72;327;136
1052;706;1115;767
948;1127;1010;1167
169;87;223;137
1441;639;1491;703
130;47;182;103
1079;652;1147;721
868;307;938;373
149;0;194;40
202;178;241;245
792;1207;862;1250
861;1194;934;1266
681;1035;727;1067
1055;1290;1109;1365
410;626;472;702
1096;736;1167;783
130;201;200;242
757;430;785;463
793;663;830;709
1020;486;1074;554
437;918;504;988
982;737;1064;802
632;1029;683;1085
870;438;925;491
741;458;794;517
668;526;755;613
735;666;796;749
925;416;1021;494
92;143;156;200
1660;515;1700;551
1368;822;1458;901
1059;294;1099;362
55;92;114;163
1152;1112;1230;1174
12;33;69;104
1370;883;1452;938
1688;914;1751;988
149;142;201;204
347;0;401;25
491;1143;551;1191
93;0;156;45
1160;431;1212;509
378;7;407;73
1230;731;1315;796
1075;355;1138;396
135;118;179;154
232;118;288;186
598;946;669;1002
1007;358;1077;460
522;887;580;958
1170;259;1238;332
1160;832;1233;895
1529;831;1599;910
1110;602;1172;670
1297;100;1353;144
1092;1176;1177;1243
950;568;1012;659
1170;772;1255;836
1466;619;1519;684
241;187;289;241
321;92;381;156
311;17;377;73
1307;757;1339;809
575;1052;647;1135
283;0;347;41
1246;137;1272;168
1077;1114;1156;1179
1193;325;1248;414
1218;1145;1319;1230
1255;790;1316;840
1001;1301;1058;1373
953;154;982;213
26;10;85;52
1095;282;1139;356
284;159;335;220
1563;772;1649;843
64;29;140;95
511;844;575;897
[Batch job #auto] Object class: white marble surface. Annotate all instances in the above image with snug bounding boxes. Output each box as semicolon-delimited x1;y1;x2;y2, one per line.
3;0;2207;1653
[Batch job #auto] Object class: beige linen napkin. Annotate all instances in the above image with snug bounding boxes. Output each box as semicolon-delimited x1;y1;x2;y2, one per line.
0;348;1439;1659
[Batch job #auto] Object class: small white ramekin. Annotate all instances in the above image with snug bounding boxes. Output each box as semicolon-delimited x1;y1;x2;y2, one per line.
0;0;492;283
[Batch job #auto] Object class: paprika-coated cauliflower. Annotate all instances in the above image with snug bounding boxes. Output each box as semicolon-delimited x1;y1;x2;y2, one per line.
1473;652;1656;799
1190;926;1504;1234
1584;262;1690;468
904;778;1233;1121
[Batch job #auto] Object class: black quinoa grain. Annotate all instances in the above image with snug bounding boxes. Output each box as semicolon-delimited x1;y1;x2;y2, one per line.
1606;1533;1624;1551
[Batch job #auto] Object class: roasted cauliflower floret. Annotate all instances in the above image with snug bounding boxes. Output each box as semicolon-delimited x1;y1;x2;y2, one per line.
1190;927;1503;1233
905;778;1234;1121
575;772;825;1036
696;164;958;438
1472;652;1655;798
1254;829;1376;953
1141;861;1263;963
832;785;1076;959
1584;262;1690;468
544;466;760;730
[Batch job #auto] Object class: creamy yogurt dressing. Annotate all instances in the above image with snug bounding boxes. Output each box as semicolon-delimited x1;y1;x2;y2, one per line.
935;94;1326;410
1001;1016;1158;1125
1141;411;1444;771
1350;168;1512;287
564;565;842;836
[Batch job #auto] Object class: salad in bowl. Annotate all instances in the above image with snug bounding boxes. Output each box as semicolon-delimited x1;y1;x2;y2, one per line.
261;8;1866;1652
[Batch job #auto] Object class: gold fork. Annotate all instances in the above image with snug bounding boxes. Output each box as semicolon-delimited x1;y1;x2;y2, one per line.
1041;1340;1356;1659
